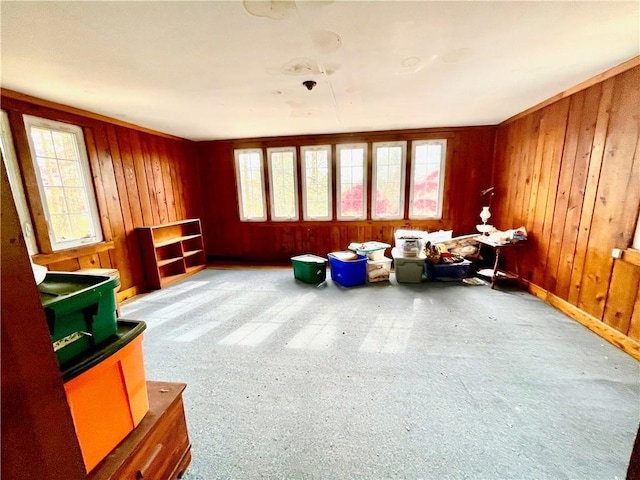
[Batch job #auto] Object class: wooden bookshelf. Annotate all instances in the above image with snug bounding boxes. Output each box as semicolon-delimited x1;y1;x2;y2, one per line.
137;219;206;289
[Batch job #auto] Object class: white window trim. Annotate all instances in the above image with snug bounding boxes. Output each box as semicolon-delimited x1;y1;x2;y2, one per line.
23;114;103;251
372;141;407;220
409;139;447;220
300;145;332;221
336;143;368;221
234;148;267;222
267;146;298;221
1;110;38;255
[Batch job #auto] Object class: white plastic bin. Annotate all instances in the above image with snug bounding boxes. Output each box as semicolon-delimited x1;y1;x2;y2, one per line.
367;257;392;282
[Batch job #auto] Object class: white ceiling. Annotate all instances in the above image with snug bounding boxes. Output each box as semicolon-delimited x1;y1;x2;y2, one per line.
1;1;638;141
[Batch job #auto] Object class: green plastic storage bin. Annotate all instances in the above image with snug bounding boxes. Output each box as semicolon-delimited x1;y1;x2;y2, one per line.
38;272;120;366
291;254;328;284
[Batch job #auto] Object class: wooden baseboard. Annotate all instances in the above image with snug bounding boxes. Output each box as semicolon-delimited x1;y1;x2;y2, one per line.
117;286;140;303
526;282;640;361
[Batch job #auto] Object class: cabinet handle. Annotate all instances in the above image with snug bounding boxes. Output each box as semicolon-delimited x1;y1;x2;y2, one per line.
136;443;164;478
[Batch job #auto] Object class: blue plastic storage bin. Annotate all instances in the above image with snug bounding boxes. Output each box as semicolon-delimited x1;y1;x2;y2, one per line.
425;260;472;281
328;253;367;287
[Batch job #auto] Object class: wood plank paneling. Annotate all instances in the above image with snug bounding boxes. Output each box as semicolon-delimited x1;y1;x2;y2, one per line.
603;259;640;335
197;127;495;262
493;65;640;357
1;93;199;294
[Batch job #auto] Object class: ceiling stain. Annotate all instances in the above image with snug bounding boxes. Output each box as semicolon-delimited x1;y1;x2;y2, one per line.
243;0;297;20
323;63;340;76
311;30;342;53
281;57;321;76
285;100;320;118
401;57;421;69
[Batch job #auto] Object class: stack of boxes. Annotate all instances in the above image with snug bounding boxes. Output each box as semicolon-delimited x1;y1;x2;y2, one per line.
392;230;427;283
38;271;149;473
349;241;392;284
291;229;473;286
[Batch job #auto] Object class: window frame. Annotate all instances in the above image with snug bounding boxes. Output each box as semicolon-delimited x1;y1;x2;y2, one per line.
22;114;104;251
371;140;407;220
266;146;299;222
408;139;447;220
234;148;267;222
336;143;368;221
300;145;332;221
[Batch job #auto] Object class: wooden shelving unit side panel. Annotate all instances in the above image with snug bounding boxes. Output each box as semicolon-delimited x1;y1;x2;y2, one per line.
137;219;206;290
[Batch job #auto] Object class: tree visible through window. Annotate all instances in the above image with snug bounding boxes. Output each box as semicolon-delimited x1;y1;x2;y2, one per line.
409;140;446;219
301;146;331;220
24;115;103;250
337;145;367;220
372;142;406;219
268;148;298;221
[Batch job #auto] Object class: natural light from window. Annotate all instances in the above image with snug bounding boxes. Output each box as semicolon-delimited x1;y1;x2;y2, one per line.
267;147;298;221
301;145;331;221
372;142;406;219
234;149;266;221
23;115;102;250
337;144;367;220
409;139;447;219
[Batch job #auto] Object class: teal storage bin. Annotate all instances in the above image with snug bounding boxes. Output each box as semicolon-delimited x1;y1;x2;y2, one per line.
38;272;120;365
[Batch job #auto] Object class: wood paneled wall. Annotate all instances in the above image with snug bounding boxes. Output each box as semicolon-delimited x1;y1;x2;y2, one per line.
492;65;640;352
1;91;201;296
196;127;495;262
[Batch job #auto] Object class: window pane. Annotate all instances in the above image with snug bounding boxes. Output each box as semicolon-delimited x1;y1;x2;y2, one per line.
237;151;266;220
37;157;62;186
269;150;297;219
338;147;365;219
373;143;405;219
410;141;446;219
302;147;330;220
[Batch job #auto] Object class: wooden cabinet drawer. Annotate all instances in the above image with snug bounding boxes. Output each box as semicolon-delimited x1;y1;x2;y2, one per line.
115;397;189;479
88;382;191;480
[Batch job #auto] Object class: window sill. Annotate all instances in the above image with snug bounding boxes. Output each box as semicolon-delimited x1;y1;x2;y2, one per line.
32;241;115;266
621;248;640;267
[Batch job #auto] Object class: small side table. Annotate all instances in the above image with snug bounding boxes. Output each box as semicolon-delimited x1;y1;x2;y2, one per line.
475;236;525;289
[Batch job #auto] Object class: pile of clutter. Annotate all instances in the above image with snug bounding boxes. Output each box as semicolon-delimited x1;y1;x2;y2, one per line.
394;229;475;281
481;226;528;245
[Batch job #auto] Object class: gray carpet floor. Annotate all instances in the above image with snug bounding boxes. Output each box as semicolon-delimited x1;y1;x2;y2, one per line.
120;267;640;480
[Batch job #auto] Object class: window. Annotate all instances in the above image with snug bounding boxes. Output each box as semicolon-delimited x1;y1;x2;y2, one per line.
372;141;406;220
23;115;103;251
267;147;298;221
234;148;266;221
336;144;367;220
301;145;331;221
409;139;447;219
